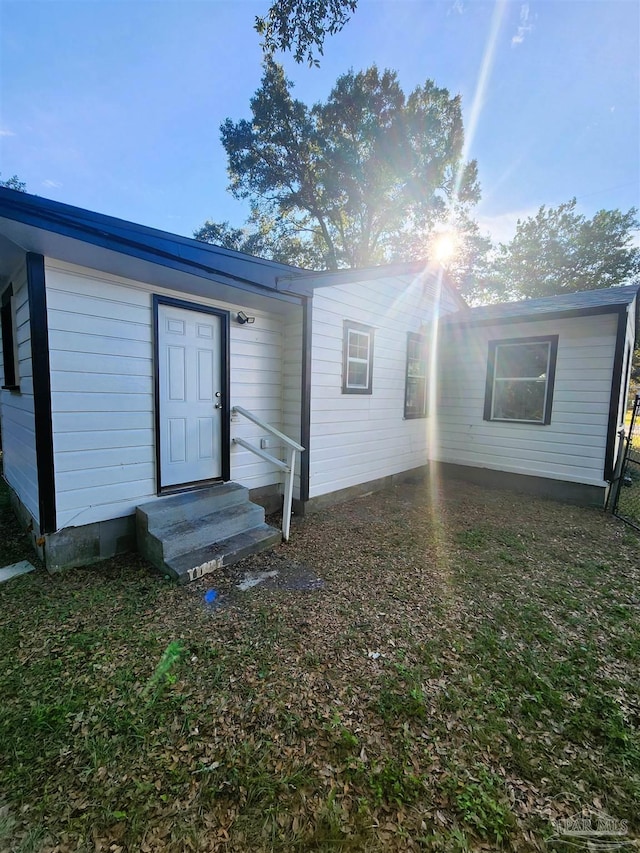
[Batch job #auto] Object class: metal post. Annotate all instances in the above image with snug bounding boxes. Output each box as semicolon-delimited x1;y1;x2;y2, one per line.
282;447;296;542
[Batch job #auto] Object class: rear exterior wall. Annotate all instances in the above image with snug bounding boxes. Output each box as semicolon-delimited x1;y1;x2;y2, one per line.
434;313;620;487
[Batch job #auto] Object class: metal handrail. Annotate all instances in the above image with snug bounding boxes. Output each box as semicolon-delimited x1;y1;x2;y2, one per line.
231;406;304;541
232;437;289;472
232;405;304;451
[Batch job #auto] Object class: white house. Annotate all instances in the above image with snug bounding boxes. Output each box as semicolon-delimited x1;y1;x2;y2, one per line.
0;188;636;580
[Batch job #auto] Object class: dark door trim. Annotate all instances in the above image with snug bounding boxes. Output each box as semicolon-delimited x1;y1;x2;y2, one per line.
153;295;230;494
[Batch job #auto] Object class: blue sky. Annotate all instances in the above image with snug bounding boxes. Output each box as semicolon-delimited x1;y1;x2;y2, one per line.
0;0;638;246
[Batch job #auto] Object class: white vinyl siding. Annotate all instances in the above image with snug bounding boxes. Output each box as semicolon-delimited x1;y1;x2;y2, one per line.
281;308;304;500
308;273;459;499
229;312;287;491
45;259;296;529
434;314;620;486
0;260;39;523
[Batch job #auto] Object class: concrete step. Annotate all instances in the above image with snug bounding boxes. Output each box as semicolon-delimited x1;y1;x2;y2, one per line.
166;524;282;584
136;482;281;583
137;482;249;529
139;502;266;566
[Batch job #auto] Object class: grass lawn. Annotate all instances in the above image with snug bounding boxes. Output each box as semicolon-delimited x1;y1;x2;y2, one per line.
0;475;639;852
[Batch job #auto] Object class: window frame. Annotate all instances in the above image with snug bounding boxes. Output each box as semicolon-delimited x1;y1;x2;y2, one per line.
342;321;374;395
1;284;20;392
483;335;558;425
404;331;428;419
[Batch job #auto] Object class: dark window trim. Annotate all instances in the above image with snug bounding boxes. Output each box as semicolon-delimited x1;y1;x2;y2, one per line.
604;310;628;480
483;334;559;426
152;295;230;495
27;253;56;534
404;331;428;419
342;320;374;395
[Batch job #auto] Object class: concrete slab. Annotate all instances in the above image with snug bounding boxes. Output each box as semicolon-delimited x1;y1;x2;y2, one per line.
0;560;36;583
237;570;280;591
230;558;325;593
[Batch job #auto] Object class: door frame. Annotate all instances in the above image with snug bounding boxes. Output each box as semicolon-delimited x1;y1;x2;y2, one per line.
153;294;230;494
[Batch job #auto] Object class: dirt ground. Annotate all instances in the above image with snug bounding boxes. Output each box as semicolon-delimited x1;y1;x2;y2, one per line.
1;475;639;852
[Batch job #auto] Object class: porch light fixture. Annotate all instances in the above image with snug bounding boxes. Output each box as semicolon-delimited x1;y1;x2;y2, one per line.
236;311;255;325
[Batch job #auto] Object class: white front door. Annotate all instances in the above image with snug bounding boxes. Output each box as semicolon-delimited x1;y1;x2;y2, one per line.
157;302;224;487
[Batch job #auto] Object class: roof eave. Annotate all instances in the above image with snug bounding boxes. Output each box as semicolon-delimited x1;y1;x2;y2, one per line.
442;301;634;329
0;187;314;298
278;260;468;308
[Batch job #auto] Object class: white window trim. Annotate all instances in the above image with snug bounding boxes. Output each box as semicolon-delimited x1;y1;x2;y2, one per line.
342;321;374;395
346;329;371;389
404;331;428;419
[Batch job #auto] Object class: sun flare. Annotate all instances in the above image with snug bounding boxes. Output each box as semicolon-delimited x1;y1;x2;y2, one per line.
431;230;460;264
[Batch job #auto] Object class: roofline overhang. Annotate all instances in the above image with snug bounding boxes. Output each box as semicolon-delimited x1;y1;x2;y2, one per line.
278;259;469;309
441;301;634;329
0;189;474;309
0;187;313;300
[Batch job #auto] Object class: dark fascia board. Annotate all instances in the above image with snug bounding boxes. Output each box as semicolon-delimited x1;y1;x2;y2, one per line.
442;302;631;328
0;187;314;298
278;260;468;310
443;284;640;327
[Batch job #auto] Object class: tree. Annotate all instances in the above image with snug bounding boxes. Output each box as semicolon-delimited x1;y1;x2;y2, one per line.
483;199;640;301
194;215;319;268
194;220;265;255
202;61;480;273
255;0;357;65
433;215;493;302
0;174;26;192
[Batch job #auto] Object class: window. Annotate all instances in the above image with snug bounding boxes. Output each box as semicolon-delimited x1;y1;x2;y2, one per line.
1;284;19;391
404;332;428;418
484;335;558;424
342;321;374;394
